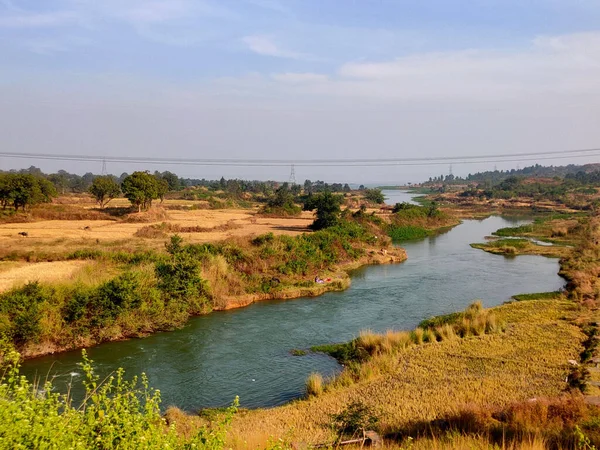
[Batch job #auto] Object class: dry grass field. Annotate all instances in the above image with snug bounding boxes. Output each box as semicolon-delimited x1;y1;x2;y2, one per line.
0;201;316;262
0;260;90;293
199;299;583;448
0;198;318;293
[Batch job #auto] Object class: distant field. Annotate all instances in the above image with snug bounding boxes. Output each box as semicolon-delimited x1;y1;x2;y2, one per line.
0;206;315;253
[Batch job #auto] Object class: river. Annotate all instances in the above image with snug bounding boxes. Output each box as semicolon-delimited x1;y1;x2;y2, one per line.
20;191;565;411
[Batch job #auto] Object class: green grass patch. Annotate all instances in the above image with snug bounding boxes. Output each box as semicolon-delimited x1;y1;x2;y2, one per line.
492;225;534;237
311;342;364;364
388;225;429;241
512;291;563;301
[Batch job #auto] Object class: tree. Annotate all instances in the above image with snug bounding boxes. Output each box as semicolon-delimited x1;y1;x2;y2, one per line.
89;176;121;208
155;177;169;203
363;188;385;204
0;173;56;211
303;179;313;195
159;171;181;191
304;191;344;230
121;171;159;212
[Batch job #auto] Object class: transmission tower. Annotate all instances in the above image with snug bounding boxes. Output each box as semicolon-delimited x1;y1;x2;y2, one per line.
289;164;296;184
449;164;453;176
101;159;107;175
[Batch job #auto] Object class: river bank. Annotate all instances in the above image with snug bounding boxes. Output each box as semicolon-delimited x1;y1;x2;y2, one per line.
5;219;408;361
19;214;564;412
220;212;598;448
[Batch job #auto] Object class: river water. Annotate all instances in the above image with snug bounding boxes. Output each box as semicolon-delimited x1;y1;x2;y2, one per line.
20;191;565;411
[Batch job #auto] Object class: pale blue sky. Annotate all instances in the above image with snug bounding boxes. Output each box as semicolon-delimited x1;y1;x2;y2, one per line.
1;1;600;183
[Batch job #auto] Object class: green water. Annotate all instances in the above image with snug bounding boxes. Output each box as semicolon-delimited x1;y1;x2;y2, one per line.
21;212;565;411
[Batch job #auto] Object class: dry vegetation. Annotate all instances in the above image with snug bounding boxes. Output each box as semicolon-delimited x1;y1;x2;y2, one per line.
4;191;600;448
0;196;408;358
0;260;90;292
223;299;584;448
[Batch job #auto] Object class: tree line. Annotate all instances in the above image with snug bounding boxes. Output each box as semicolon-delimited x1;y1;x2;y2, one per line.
423;163;600;186
0;166;356;211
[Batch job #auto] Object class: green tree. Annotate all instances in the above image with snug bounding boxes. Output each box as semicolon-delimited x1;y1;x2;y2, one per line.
304;191;344;230
88;176;121;208
364;188;385;204
263;184;301;216
155;235;210;311
0;173;56;211
121;171;159;212
159;171;181;191
155;176;169;203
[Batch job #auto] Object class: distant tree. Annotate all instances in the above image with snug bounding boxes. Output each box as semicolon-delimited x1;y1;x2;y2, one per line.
358;185;365;191
160;171;181;191
303;179;313;195
364;188;385;204
81;172;95;191
155;177;169;203
343;183;351;193
0;173;56;210
121;171;159;212
89;176;121;208
304;191;344;230
47;173;69;195
260;184;301;216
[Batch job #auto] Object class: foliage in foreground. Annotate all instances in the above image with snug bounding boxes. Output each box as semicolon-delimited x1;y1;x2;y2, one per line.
0;349;237;449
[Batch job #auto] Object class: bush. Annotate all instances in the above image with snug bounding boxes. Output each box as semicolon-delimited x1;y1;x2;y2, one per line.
0;282;48;344
329;401;379;439
155;235;210;307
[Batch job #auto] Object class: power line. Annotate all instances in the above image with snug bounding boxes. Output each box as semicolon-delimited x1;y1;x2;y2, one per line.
0;147;598;167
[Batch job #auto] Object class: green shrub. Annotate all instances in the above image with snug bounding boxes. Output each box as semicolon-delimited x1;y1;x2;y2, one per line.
0;282;48;344
0;349;238;448
252;232;275;246
156;235;210;306
62;286;93;323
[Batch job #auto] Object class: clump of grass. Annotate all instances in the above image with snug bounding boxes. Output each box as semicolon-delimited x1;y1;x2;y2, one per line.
290;349;307;356
411;327;425;344
306;372;324;397
317;302;504;368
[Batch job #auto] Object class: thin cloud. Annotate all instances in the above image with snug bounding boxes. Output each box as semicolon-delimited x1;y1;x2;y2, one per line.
0;11;80;28
242;35;307;59
271;73;329;83
330;31;600;100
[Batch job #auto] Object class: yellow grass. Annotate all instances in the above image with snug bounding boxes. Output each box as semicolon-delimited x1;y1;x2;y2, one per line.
226;299;583;447
0;207;316;259
0;260;90;292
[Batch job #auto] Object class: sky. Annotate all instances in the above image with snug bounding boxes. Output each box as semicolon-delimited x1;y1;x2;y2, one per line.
1;0;600;184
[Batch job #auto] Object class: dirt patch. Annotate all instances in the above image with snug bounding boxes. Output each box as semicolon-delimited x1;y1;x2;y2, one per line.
0;260;89;292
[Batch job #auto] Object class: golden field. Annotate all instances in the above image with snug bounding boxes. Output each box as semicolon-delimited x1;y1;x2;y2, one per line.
181;299;584;448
